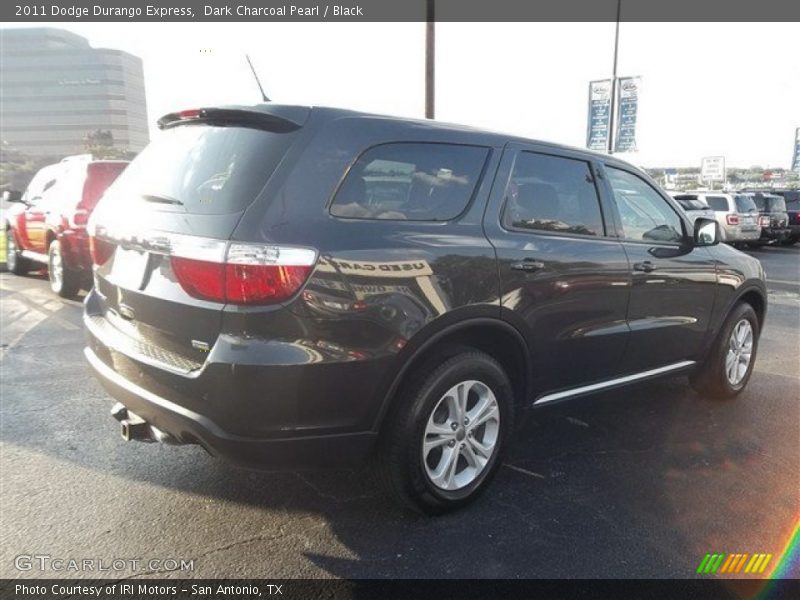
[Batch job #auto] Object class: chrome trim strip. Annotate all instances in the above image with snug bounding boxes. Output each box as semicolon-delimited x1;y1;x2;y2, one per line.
533;360;696;406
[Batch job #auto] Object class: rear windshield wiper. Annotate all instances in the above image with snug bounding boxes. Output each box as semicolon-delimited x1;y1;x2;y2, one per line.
141;193;183;206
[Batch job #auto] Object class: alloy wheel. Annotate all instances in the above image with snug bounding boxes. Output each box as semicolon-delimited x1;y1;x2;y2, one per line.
422;380;500;491
726;319;753;386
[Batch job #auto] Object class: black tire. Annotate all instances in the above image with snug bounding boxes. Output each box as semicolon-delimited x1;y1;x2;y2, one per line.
48;240;81;298
5;229;30;275
779;236;797;246
690;302;760;399
378;350;514;514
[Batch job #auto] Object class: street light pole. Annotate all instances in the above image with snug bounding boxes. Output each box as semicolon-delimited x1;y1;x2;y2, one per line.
425;0;435;119
607;0;622;154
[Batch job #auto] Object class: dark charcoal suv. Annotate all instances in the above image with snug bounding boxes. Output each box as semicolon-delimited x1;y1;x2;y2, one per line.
84;105;767;513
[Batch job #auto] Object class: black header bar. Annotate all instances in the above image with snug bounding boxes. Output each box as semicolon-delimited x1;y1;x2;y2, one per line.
3;0;800;23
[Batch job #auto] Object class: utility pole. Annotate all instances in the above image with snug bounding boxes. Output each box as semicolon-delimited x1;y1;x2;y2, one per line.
425;0;435;119
607;0;622;154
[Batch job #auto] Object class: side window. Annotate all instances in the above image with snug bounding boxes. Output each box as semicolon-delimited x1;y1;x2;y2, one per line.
606;167;684;244
502;152;605;236
330;143;489;221
706;195;730;212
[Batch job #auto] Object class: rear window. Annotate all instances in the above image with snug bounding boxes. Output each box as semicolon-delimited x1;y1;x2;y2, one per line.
705;196;730;211
734;195;757;213
330;143;489;221
104;123;296;215
766;196;787;212
752;196;786;212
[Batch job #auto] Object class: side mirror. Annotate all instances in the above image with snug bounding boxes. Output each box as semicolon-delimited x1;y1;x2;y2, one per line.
2;190;22;203
694;217;719;247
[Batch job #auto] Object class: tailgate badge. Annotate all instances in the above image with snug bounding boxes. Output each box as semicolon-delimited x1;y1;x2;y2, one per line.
192;340;210;352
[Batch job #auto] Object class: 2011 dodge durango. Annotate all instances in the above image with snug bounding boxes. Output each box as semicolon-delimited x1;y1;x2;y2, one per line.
84;104;767;513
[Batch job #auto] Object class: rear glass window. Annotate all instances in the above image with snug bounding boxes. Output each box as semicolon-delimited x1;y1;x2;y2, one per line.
104;123;296;215
330;143;489;221
766;196;787;212
705;196;730;211
734;195;757;213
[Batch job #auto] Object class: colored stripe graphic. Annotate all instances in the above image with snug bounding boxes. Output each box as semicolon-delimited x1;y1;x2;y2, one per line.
697;554;726;574
696;554;711;574
720;554;736;573
746;554;760;573
735;554;749;573
759;554;772;573
712;554;726;573
697;553;775;575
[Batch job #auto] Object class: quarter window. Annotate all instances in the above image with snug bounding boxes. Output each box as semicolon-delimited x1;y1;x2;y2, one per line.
606;167;684;243
502;152;604;236
331;143;489;221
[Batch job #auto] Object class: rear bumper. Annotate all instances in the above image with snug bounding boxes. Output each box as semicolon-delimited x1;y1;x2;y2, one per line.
722;225;760;242
760;227;791;242
84;345;378;469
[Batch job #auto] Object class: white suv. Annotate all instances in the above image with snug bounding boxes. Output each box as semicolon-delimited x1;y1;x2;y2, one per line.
673;192;761;244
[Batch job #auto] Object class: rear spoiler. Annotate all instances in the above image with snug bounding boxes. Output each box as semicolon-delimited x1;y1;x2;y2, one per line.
157;108;303;133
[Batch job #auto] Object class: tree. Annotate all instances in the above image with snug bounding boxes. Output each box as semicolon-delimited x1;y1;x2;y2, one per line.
82;129;136;160
0;143;58;192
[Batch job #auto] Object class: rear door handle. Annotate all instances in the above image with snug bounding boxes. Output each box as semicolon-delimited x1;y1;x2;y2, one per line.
633;261;657;273
510;259;545;272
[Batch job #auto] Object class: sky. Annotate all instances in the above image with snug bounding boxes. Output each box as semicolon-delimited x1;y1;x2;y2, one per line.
4;21;799;169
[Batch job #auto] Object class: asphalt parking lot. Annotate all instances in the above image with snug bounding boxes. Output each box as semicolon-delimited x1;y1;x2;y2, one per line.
1;245;798;580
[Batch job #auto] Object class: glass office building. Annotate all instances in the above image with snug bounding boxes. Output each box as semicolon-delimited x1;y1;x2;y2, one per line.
0;28;149;157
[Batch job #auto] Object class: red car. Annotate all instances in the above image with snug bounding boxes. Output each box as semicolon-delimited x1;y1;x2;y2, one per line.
3;156;128;297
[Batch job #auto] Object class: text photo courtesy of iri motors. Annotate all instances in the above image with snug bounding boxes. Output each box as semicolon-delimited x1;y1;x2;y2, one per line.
0;1;799;598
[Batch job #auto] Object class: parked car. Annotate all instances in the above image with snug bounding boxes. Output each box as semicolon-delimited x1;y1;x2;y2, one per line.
3;156;129;297
670;194;715;223
773;190;800;245
747;192;791;245
673;192;761;246
742;189;798;246
675;191;761;246
84;105;767;513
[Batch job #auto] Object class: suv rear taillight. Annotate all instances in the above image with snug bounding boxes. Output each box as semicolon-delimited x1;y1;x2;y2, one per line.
171;242;317;305
726;214;740;225
759;215;771;227
70;209;90;228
